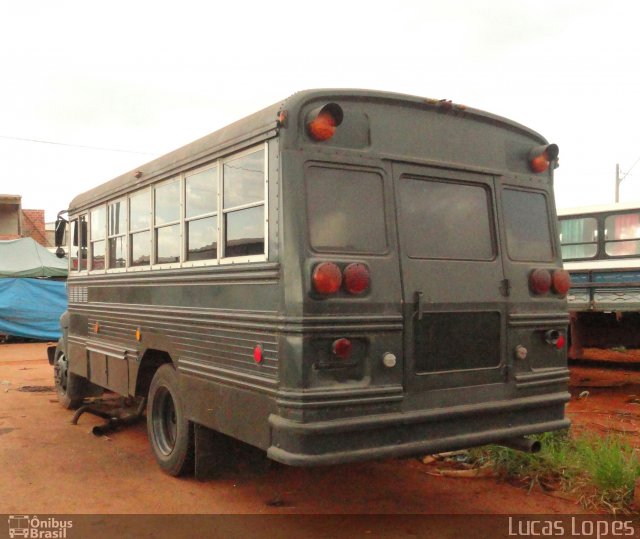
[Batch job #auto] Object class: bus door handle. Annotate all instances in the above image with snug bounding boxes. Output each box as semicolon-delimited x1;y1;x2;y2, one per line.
500;279;511;297
414;291;424;320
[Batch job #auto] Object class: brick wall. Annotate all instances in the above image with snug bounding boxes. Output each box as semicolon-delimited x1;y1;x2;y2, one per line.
21;209;49;247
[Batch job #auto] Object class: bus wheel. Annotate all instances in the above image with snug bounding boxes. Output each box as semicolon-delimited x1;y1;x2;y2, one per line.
53;350;87;410
147;364;194;476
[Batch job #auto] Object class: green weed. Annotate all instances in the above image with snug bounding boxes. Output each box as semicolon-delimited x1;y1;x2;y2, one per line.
468;430;640;513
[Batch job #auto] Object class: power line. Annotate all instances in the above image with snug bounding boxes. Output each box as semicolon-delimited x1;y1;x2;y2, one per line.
620;155;640;181
0;134;156;156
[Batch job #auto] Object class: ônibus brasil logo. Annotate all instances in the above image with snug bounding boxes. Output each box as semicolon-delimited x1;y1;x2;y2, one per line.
7;516;73;538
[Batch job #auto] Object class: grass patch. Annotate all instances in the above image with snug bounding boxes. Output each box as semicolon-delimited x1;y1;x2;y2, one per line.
468;430;640;513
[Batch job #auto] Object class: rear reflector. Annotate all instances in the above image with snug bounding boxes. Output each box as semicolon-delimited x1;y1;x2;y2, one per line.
332;338;353;360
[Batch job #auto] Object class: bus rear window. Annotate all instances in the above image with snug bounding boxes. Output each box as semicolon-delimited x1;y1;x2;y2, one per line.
306;166;387;254
399;177;494;260
502;189;553;262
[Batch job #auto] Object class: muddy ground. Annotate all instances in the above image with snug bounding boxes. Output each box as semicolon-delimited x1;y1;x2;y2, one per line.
1;343;638;537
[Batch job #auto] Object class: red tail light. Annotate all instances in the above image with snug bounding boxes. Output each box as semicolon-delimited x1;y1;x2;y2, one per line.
528;144;559;173
552;270;571;296
529;269;552;294
332;338;353;360
312;262;342;294
343;263;370;295
307;103;344;142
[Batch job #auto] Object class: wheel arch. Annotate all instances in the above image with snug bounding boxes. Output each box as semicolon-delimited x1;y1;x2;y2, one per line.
135;349;175;398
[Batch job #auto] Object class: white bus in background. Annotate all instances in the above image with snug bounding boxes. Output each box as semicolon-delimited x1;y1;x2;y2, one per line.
558;202;640;359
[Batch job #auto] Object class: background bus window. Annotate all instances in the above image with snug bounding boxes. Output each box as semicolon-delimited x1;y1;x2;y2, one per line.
155;180;181;264
605;212;640;256
90;207;106;270
399;177;492;260
306;167;386;254
129;190;151;267
223;150;265;258
502;189;553;262
559;217;597;260
108;200;126;268
186;166;217;261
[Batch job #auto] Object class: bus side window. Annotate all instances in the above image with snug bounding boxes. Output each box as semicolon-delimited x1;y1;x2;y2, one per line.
70;219;79;271
222;149;265;258
605;213;640;256
73;215;88;271
90;207;106;270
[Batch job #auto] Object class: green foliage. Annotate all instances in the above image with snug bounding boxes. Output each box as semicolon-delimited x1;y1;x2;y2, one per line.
468;430;640;513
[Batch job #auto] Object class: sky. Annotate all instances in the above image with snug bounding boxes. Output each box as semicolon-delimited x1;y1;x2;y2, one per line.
1;0;639;221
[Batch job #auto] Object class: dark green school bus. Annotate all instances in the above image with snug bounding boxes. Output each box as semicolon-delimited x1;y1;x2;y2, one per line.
51;89;570;476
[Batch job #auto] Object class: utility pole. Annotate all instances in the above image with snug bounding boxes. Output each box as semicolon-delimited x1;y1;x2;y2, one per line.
615;163;621;203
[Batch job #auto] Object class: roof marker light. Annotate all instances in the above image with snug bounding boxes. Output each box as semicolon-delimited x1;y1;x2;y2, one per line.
306;103;344;142
529;144;559;173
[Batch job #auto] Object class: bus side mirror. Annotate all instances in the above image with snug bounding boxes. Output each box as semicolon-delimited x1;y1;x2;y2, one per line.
54;217;67;258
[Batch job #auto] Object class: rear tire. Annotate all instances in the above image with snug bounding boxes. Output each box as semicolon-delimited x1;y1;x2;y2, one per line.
147;364;194;476
54;350;88;409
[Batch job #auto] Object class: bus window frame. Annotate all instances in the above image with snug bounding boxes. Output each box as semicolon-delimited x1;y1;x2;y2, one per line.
501;185;555;263
88;206;107;274
182;162;220;269
152;176;183;270
558;216;598;261
604;211;640;258
128;188;152;272
107;197;128;272
219;143;269;265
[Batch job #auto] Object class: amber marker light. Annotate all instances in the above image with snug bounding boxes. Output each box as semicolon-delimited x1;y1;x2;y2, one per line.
135;328;142;342
528;144;559;173
306;103;344;142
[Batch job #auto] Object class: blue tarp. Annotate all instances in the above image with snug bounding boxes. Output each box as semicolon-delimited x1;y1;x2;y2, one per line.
0;278;67;340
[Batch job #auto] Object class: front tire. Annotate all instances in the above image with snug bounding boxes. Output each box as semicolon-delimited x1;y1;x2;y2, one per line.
147;364;194;476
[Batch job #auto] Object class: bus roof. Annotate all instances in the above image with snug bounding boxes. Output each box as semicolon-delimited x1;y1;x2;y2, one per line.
557;201;640;217
67;88;547;214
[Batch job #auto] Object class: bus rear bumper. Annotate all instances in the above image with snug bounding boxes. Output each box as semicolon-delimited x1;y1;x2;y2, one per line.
266;392;570;466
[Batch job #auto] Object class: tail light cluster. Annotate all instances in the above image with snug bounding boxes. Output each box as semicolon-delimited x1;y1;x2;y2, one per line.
529;268;571;296
312;262;370;296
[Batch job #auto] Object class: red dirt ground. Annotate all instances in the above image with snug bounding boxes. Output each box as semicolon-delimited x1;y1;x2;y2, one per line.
0;342;624;518
568;348;640;446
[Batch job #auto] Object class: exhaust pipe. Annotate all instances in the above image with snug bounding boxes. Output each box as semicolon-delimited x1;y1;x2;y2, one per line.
499;437;541;453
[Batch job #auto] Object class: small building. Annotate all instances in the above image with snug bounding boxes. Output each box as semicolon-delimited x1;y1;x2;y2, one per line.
0;194;49;247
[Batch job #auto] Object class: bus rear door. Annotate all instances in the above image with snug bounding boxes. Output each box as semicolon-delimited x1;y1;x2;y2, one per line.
393;164;508;397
